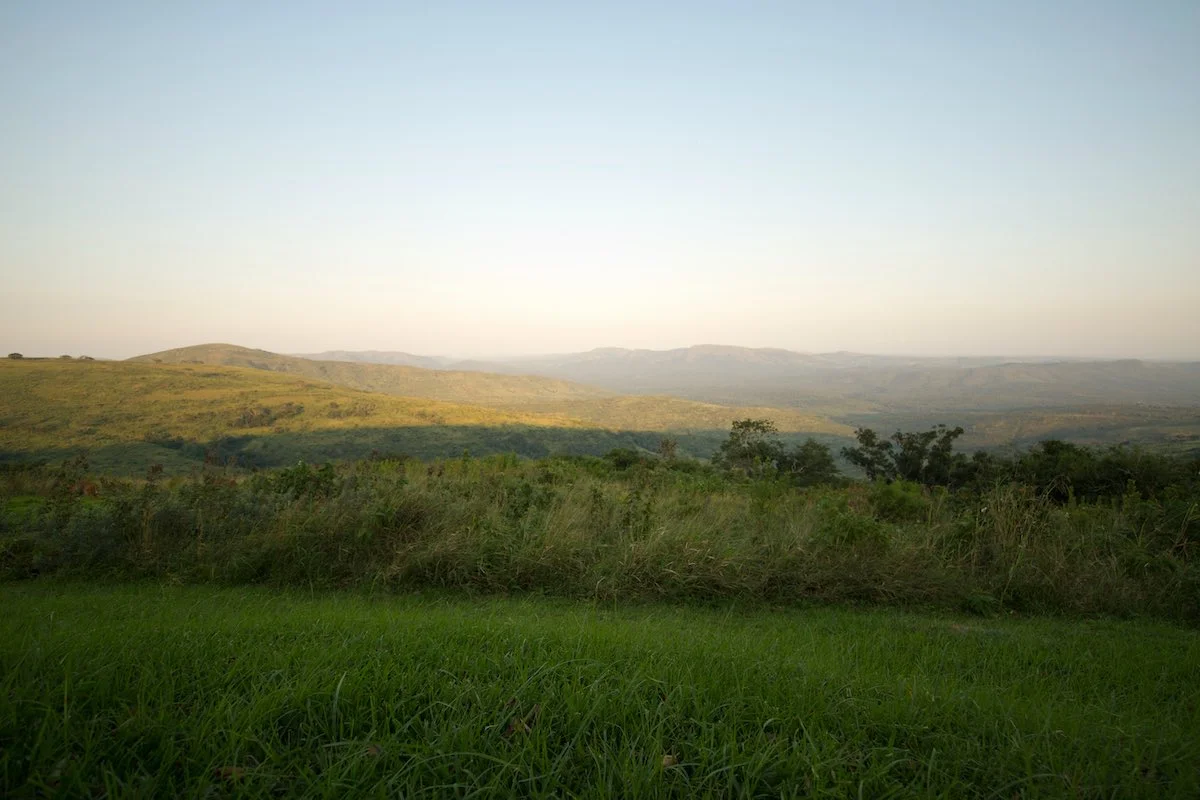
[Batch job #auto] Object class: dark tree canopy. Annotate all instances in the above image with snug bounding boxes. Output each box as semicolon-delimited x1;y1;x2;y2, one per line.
779;438;841;487
842;424;965;486
716;419;841;486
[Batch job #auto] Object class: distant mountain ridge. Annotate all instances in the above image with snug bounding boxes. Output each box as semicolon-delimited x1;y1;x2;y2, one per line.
289;344;1200;412
303;344;1048;371
297;344;1116;376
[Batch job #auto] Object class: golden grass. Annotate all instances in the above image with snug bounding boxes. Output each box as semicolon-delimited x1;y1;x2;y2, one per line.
126;344;851;435
0;359;582;453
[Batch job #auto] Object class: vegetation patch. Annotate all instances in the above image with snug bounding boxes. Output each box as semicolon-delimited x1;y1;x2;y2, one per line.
2;446;1196;620
1;584;1196;798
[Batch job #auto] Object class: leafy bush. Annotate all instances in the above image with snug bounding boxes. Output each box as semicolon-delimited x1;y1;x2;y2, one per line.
603;447;649;470
272;461;337;499
869;481;931;522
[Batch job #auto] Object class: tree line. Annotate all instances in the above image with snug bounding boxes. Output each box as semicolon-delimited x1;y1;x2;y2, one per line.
703;418;1198;502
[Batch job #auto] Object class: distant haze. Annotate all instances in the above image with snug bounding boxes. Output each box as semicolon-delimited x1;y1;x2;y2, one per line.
2;2;1198;360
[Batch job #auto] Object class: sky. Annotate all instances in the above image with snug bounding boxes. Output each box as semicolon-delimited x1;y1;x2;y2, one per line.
1;1;1198;360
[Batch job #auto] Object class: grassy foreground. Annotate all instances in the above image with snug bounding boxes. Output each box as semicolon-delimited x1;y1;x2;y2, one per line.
2;584;1197;798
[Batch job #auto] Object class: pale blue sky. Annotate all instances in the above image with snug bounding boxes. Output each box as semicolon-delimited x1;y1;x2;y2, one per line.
1;1;1197;359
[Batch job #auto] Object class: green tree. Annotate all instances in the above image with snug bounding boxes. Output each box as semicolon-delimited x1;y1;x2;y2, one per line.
891;424;965;484
842;425;965;486
780;438;841;487
7;353;23;360
841;427;895;481
656;436;678;461
714;418;784;474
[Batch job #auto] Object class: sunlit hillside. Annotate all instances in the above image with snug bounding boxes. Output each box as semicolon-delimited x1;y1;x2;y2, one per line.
0;358;850;473
129;344;849;436
0;359;583;470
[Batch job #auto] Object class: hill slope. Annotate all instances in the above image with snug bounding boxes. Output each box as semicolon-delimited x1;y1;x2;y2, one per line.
291;350;455;370
1;358;851;473
307;344;1200;411
0;359;624;472
129;344;847;435
130;344;612;406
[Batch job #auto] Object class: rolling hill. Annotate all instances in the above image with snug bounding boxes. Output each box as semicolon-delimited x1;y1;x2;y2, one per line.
128;344;848;435
299;344;1200;412
129;344;613;406
242;344;1200;452
0;353;856;473
291;350;456;370
0;359;623;473
4;353;1195;476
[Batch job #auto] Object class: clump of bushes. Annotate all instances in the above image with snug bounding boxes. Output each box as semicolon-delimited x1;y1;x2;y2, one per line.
326;401;374;419
231;402;304;428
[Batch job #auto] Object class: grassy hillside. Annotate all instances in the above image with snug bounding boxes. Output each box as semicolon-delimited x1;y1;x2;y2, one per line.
280;345;1200;448
0;359;592;470
130;343;614;406
129;344;848;436
292;349;455;369
0;359;845;473
0;358;578;444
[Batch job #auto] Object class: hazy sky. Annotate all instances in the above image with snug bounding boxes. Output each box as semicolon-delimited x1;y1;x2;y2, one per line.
2;1;1198;359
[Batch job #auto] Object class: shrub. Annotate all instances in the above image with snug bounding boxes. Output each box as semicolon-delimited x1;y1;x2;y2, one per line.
603;448;648;470
869;481;931;522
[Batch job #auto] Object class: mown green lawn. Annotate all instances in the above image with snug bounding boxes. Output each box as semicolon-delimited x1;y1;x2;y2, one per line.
1;584;1197;798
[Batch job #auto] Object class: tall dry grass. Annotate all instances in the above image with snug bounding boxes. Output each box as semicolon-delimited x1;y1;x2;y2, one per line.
2;456;1196;619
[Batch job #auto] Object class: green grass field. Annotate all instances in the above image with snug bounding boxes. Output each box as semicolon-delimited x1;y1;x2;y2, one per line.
2;583;1197;798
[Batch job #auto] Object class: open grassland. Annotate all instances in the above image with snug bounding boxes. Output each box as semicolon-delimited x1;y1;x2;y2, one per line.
0;358;577;446
128;343;618;406
2;583;1197;798
127;345;848;435
0;360;572;470
4;456;1196;620
0;360;841;474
